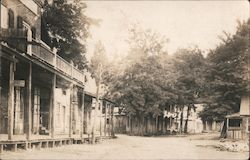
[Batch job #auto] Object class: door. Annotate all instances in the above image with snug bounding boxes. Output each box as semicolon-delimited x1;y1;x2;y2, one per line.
23;22;32;55
14;87;24;134
33;87;40;134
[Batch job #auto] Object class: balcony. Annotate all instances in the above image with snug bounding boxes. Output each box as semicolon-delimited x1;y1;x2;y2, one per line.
1;28;85;84
0;28;27;53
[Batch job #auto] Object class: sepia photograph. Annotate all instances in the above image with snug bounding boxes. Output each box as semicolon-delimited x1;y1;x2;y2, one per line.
0;0;249;159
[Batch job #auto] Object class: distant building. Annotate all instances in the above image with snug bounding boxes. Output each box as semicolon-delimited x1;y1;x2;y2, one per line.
225;95;250;140
176;104;204;134
122;104;206;136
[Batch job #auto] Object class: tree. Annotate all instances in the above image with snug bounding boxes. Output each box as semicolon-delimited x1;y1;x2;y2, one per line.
89;41;108;143
172;47;206;133
42;0;92;69
105;25;173;135
199;19;250;121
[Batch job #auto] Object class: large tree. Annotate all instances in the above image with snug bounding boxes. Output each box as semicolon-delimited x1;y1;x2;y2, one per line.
42;0;91;69
104;25;175;135
172;47;206;133
89;41;108;142
199;19;250;121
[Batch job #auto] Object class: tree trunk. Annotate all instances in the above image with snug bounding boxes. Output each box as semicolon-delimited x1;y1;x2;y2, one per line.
139;116;144;136
184;105;191;133
140;116;144;136
130;116;132;135
155;116;158;134
162;116;166;134
91;81;100;144
180;107;184;134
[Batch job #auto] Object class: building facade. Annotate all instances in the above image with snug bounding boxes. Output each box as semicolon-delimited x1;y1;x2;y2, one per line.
225;95;250;140
0;0;113;153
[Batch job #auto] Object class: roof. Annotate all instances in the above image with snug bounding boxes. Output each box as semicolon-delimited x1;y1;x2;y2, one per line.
226;112;241;118
84;91;96;98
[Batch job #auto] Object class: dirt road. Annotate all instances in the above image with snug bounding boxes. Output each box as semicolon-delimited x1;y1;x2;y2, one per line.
0;133;249;160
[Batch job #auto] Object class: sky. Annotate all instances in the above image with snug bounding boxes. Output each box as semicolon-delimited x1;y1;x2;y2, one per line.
85;1;249;60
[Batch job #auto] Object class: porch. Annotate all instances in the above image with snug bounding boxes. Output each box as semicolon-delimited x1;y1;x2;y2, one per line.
0;133;93;153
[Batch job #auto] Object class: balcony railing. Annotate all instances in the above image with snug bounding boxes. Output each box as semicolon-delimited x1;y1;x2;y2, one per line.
0;28;27;39
72;67;85;83
56;55;72;76
32;41;54;66
1;28;85;84
0;28;27;53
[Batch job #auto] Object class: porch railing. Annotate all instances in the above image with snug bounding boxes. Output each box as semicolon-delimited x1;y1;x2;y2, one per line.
1;28;85;84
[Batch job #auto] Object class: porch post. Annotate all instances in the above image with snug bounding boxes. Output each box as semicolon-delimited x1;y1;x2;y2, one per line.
80;91;84;138
99;100;102;137
226;118;229;129
8;61;14;140
108;104;111;137
69;83;73;138
26;62;32;140
111;105;114;137
104;101;107;137
50;74;56;138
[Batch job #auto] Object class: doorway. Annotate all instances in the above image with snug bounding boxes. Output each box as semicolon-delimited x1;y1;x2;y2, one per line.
13;86;25;134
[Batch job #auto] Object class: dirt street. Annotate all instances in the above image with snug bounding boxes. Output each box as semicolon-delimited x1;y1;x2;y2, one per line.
0;133;249;160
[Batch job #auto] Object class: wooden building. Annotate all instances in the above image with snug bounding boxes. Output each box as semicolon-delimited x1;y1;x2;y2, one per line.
225;95;250;140
0;0;114;153
123;104;205;136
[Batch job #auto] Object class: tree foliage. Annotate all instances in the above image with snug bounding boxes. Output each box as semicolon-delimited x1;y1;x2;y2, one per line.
42;0;91;69
172;47;207;106
90;41;108;86
199;19;250;121
105;26;172;118
105;20;249;129
105;25;206;124
89;41;109;142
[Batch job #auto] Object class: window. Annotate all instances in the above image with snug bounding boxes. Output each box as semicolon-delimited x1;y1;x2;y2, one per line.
23;21;32;54
102;106;106;114
31;27;36;39
17;16;23;28
62;90;66;95
98;103;101;110
228;118;242;127
8;9;14;28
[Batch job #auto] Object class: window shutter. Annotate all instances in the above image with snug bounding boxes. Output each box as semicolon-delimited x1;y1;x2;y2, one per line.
17;16;23;28
31;27;36;39
8;9;14;28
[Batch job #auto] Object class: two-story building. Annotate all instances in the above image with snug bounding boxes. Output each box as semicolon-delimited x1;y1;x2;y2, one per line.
0;0;89;152
0;0;120;153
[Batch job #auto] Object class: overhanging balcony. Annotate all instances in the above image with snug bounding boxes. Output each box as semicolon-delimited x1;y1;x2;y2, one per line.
1;28;85;84
0;28;27;53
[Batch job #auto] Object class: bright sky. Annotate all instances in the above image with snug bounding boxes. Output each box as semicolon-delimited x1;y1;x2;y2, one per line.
85;1;249;60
